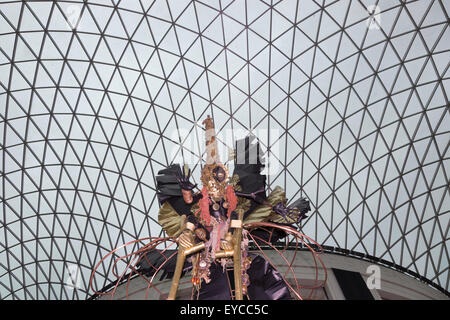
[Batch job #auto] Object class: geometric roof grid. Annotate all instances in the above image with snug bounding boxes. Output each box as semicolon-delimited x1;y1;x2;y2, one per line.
0;0;449;299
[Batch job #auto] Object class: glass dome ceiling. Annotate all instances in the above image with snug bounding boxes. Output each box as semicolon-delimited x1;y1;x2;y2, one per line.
0;0;448;299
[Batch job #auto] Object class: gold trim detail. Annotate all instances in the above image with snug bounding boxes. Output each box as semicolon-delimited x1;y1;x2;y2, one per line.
158;202;183;237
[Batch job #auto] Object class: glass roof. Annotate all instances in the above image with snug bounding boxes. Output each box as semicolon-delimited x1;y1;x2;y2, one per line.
0;0;448;299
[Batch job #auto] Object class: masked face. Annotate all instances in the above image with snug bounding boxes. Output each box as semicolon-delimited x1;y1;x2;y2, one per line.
181;189;193;204
213;166;226;183
201;163;229;200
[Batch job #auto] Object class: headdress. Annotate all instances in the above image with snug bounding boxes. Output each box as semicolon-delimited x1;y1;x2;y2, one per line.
200;115;229;200
198;116;237;223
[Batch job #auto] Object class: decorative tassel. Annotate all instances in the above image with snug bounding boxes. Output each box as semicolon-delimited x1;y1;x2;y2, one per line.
199;187;211;225
226;185;238;218
209;226;218;259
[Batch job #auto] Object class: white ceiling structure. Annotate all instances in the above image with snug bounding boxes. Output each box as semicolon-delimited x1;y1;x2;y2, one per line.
0;0;448;299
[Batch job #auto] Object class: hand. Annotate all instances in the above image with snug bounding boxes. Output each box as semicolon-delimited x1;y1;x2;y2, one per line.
220;232;233;251
272;201;292;217
288;197;310;222
177;229;195;249
273;201;307;223
175;166;197;191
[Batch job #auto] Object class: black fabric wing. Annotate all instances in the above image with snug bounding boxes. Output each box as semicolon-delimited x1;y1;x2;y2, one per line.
156;164;183;204
232;135;266;194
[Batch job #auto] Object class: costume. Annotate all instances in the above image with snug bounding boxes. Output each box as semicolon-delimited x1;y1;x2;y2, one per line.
141;116;311;300
90;116;318;300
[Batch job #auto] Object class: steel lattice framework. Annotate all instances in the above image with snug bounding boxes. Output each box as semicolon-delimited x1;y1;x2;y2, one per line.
0;0;449;299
